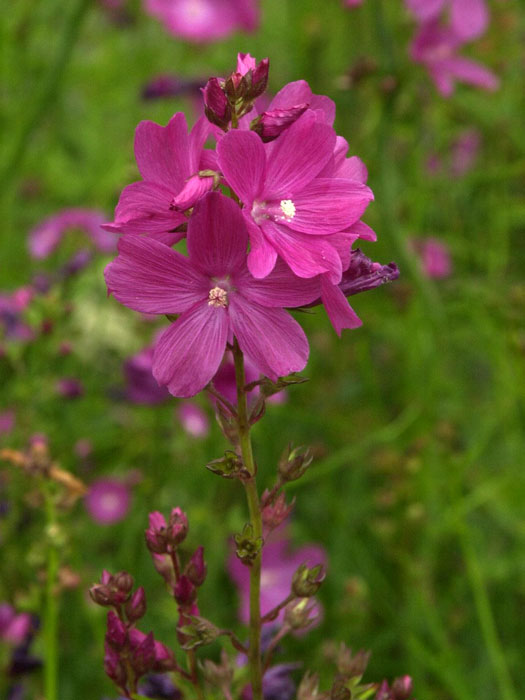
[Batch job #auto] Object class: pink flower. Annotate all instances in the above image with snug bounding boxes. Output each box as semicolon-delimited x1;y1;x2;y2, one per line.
28;208;115;259
217;112;373;280
105;192;319;398
450;127;480;176
56;377;84;399
228;524;326;624
0;603;32;644
85;478;131;525
124;345;170;404
177;402;209;437
103;113;214;239
413;237;452;278
0;410;15;436
405;0;488;41
144;0;259;43
411;21;499;97
211;351;286;406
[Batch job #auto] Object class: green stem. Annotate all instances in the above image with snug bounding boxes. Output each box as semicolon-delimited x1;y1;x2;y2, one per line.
233;339;263;700
44;485;59;700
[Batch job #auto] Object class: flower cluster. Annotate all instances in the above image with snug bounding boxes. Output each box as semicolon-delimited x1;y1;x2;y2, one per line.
104;53;398;398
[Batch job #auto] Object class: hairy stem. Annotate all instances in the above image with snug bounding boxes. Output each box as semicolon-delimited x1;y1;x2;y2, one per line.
233;338;263;700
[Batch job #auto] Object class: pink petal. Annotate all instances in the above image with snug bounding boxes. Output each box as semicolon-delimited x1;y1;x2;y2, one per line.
264;112;336;196
429;65;455;97
320;275;362;336
309;94;336;125
217;130;266;204
134;113;190;188
337;156;368;183
451;0;488;40
153;303;229;397
347;220;377;242
268;80;313;111
442;57;499;91
187;192;248;276
290;178;374;235
104;236;208;314
108;181;186;235
189;116;213;172
245;213;279;278
238;258;319;308
262;220;342;281
405;0;445;21
229;297;309;381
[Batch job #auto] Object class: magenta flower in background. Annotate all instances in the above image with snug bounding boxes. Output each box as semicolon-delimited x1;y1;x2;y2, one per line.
211;352;287;407
217;112;373;280
450;128;480;176
0;604;32;645
0;289;35;343
177;402;209;438
411;21;499;97
228;524;326;624
405;0;488;41
105;192;320;397
144;0;259;43
0;411;15;436
125;345;170;404
103;113;214;240
412;237;452;278
56;377;84;399
28;209;115;259
85;478;131;525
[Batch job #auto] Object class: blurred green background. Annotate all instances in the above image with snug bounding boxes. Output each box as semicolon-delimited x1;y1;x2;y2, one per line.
1;1;524;698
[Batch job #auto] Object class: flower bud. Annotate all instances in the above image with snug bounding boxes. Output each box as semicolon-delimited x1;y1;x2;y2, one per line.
131;631;156;676
391;676;413;700
251;105;308;142
104;643;127;689
106;610;127;650
206;450;249;479
185;546;207;587
114;571;134;597
291;563;325;598
125;586;147;622
234;523;263;565
152;639;177;672
278;444;313;483
335;645;370;679
167;507;188;547
261;490;295;531
170;174;215;212
200;649;233;689
89;583;113;607
298;672;325;700
180;615;220;650
203;78;231;130
236;53;269;100
145;511;169;554
284;597;318;630
330;676;351;700
174;575;197;607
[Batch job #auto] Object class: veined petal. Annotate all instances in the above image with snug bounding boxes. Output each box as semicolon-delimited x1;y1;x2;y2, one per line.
268;80;313;111
289;178;374;234
217;130;266;203
309;94;336;125
244;212;278;278
187;192;248;276
104;236;208;314
264;112;336;196
321;275;362;336
229;297;309;381
337;156;368;183
134;113;190;189
442;57;499;91
108;181;186;235
153;304;229;398
347;220;377;242
262;220;342;281
189;116;213;172
451;0;488;40
237;258;319;308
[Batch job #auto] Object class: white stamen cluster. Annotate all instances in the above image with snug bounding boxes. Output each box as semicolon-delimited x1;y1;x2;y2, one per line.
279;199;296;220
208;286;228;308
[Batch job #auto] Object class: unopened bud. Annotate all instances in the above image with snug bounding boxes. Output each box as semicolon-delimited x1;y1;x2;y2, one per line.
180;616;220;650
298;672;322;700
262;490;295;531
174;575;197;607
106;610;127;650
131;631;156;676
278;444;313;482
89;583;112;607
284;597;318;630
145;511;169;554
185;546;207;587
206;450;250;479
114;571;134;597
200;649;234;689
167;507;188;547
234;523;263;565
251;105;308;142
391;676;413;700
104;644;127;689
203;78;231;130
330;676;351;700
292;563;325;598
336;646;370;679
125;586;147;622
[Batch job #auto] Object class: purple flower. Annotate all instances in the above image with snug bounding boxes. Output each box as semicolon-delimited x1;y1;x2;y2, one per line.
124;345;170;404
217;112;373;280
28;208;115;259
105;192;319;398
177;403;209;438
85;479;131;525
241;663;300;700
228;524;326;624
143;0;259;43
412;237;452;278
103;113;214;239
55;377;84;399
0;289;35;343
405;0;488;41
0;605;32;645
410;20;499;97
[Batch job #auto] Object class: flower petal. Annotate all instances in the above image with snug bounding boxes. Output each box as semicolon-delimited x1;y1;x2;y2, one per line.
451;0;488;40
104;236;208;314
237;258;319;308
442;57;499;91
320;275;362;336
187;192;248;276
107;181;186;235
229;296;309;381
153;303;229;398
269;80;313;111
217;130;266;203
289;178;374;234
264;112;336;196
134;113;190;189
245;212;279;278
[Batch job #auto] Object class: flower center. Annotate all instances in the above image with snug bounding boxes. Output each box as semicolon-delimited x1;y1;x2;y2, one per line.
208;286;228;308
279;199;296;220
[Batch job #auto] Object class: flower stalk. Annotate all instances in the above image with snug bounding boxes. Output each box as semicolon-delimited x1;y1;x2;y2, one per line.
233;338;263;700
44;482;59;700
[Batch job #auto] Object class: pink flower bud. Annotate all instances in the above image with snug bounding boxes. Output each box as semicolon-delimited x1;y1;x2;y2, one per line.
167;507;188;547
261;490;294;531
185;546;207;587
392;675;413;700
131;631;156;676
125;586;147;622
145;511;169;554
203;78;231;129
106;611;127;650
252;105;307;142
174;575;197;607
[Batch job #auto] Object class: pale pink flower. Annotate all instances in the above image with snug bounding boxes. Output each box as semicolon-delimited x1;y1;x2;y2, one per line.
28;209;115;259
0;604;32;645
413;237;452;278
405;0;488;41
177;402;209;437
0;411;15;436
450;128;480;176
85;478;131;525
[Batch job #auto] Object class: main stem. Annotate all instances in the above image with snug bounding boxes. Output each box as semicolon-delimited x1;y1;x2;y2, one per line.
233;339;263;700
44;485;59;700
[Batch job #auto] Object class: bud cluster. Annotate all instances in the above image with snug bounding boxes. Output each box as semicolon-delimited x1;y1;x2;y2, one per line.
89;570;175;696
